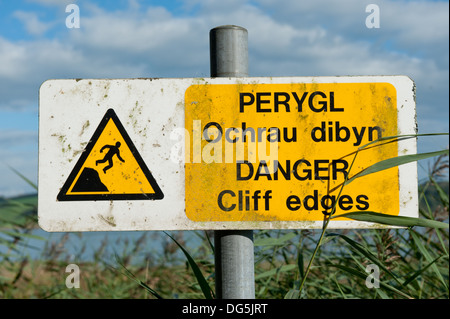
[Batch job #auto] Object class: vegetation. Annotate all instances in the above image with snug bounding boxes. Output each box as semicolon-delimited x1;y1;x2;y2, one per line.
0;139;448;299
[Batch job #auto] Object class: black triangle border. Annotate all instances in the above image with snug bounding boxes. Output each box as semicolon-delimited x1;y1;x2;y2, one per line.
57;108;164;201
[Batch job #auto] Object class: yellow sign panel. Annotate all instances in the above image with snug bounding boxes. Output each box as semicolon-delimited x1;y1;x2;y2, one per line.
57;109;164;201
185;83;398;222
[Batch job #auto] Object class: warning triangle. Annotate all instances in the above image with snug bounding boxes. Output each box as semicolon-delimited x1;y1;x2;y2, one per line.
57;109;164;201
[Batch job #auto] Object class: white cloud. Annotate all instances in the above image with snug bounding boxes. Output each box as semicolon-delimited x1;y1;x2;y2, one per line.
13;10;54;36
0;0;448;195
0;37;27;78
27;0;73;7
1;0;447;110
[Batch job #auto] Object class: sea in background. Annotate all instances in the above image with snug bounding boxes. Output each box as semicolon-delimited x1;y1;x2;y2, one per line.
1;227;207;266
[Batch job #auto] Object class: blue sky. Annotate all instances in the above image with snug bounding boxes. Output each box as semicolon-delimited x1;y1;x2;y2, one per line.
0;0;449;197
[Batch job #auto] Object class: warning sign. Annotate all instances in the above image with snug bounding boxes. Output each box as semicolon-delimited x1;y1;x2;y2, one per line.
57;108;164;201
38;77;417;231
184;82;400;222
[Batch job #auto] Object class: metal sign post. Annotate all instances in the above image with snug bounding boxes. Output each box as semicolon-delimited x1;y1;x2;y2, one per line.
210;25;255;299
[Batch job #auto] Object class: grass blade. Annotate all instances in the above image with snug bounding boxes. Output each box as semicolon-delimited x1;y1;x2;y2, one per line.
165;232;214;299
328;233;401;285
345;149;449;185
357;133;448;151
402;255;447;287
7;165;38;191
204;231;215;254
329;263;413;299
112;254;164;299
254;232;297;246
284;289;300;299
2;230;44;241
332;211;449;229
410;231;448;290
297;250;304;282
431;177;449;208
255;264;297;280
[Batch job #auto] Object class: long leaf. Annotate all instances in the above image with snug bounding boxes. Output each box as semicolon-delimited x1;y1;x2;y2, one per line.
112;254;164;299
402;255;447;287
255;264;297;280
297;250;304;282
7;165;38;191
328;233;401;285
165;232;214;299
345;149;449;185
2;230;44;241
329;263;413;299
410;231;448;290
204;231;215;254
431;177;449;208
284;289;300;299
357;133;448;152
332;211;449;229
254;232;297;246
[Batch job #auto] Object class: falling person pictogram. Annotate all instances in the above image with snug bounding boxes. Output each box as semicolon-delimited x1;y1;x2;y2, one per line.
57;108;164;201
96;141;125;173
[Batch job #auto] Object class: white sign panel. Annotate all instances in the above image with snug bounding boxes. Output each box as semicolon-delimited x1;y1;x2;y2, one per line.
38;76;417;231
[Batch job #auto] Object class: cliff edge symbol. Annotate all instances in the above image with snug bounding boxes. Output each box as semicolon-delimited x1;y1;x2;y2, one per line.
57;109;164;201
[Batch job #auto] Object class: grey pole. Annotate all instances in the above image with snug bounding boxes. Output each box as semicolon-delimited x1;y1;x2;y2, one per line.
209;25;255;299
210;25;248;77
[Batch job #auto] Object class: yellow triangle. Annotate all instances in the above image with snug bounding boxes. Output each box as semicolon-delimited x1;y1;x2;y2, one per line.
57;109;164;201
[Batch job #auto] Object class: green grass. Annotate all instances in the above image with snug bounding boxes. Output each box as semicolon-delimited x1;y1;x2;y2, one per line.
0;137;448;299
